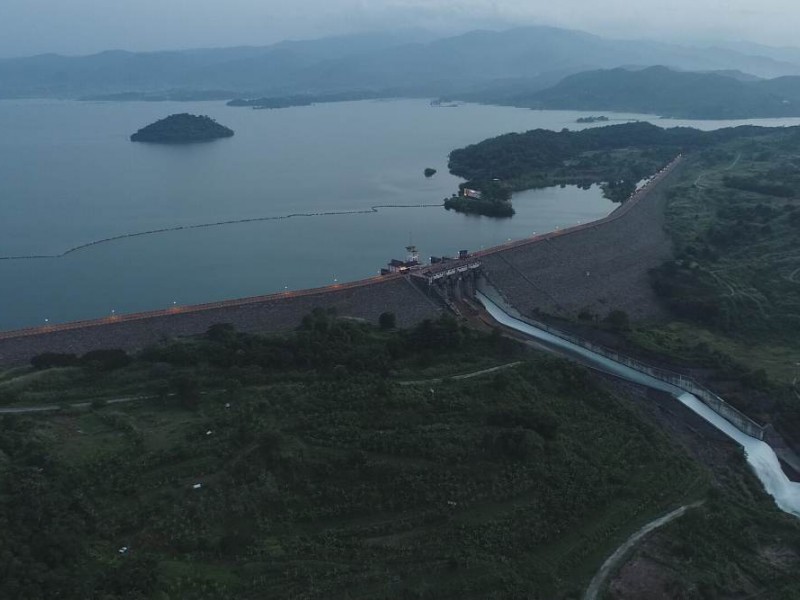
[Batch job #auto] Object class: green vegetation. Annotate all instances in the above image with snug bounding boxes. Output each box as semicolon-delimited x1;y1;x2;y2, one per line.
576;116;609;123
447;122;791;216
424;167;437;177
648;132;800;340
227;91;382;109
378;311;396;330
444;179;515;217
605;128;800;447
130;114;234;143
0;311;717;598
485;66;800;119
607;458;800;598
444;195;515;218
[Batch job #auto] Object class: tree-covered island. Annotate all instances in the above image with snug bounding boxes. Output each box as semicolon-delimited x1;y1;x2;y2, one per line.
130;113;234;143
576;115;609;123
444;180;515;218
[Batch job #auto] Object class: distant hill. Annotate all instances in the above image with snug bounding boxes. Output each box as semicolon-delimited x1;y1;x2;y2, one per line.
483;66;800;119
3;27;800;100
130;114;234;143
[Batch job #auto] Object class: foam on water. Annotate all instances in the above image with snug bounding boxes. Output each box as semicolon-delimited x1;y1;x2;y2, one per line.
478;291;800;518
674;392;800;517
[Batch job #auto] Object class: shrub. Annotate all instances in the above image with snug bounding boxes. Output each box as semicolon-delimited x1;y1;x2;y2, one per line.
81;349;131;371
206;323;236;342
605;309;631;332
379;312;397;330
31;353;78;370
90;398;108;411
174;376;201;409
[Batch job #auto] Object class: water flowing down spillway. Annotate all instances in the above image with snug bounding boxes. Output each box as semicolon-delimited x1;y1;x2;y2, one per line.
477;291;800;518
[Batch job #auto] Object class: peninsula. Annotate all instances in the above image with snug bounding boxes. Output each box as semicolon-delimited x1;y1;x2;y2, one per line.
445;121;793;215
130;113;234;143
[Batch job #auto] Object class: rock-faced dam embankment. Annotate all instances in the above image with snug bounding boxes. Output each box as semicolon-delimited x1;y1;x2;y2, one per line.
0;278;442;365
479;164;677;322
0;160;682;365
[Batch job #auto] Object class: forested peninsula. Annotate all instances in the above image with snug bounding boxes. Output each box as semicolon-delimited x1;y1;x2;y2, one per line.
227;91;383;109
465;66;800;120
130;114;234;143
445;122;791;217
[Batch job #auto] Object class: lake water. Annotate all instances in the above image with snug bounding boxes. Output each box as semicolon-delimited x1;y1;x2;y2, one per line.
2;98;800;330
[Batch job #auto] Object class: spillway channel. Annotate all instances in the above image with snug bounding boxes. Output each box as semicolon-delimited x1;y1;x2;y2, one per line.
477;291;800;518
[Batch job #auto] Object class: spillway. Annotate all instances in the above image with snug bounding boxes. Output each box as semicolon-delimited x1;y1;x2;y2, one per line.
478;291;800;518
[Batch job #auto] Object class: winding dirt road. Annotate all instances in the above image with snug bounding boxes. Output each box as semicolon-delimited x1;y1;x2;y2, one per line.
583;501;704;600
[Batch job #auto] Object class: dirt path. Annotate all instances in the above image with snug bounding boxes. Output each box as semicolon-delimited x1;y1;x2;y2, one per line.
398;361;523;386
0;363;524;413
0;394;152;414
694;151;741;188
583;501;704;600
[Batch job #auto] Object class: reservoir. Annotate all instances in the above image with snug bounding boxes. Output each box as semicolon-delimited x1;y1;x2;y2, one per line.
2;98;799;330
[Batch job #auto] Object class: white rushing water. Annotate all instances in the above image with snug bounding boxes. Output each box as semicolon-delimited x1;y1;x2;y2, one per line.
478;291;800;518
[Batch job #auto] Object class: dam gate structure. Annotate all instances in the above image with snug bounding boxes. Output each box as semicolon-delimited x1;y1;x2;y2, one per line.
410;256;482;311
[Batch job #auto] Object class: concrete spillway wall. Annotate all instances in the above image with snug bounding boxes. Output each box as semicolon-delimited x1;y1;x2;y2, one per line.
479;276;767;441
0;276;442;365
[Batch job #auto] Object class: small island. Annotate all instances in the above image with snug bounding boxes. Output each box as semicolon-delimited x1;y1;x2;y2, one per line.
444;180;515;218
424;167;437;177
576;115;609;123
130;113;234;143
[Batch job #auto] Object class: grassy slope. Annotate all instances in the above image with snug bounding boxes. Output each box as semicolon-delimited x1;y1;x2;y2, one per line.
0;318;706;599
619;131;800;443
594;132;800;598
606;459;800;599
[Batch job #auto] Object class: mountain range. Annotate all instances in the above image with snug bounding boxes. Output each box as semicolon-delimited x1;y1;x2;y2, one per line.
3;26;800;100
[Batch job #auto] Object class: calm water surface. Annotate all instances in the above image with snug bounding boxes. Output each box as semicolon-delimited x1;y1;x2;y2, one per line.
2;99;799;329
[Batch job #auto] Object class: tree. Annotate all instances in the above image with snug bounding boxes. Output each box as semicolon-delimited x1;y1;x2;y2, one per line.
80;349;131;370
379;312;397;330
605;309;631;332
174;376;201;409
206;323;236;343
30;353;78;370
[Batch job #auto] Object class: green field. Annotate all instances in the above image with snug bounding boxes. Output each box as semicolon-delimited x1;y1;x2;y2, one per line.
0;314;715;599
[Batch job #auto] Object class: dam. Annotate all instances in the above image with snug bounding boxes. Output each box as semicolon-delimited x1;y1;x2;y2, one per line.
0;155;684;365
2;151;799;514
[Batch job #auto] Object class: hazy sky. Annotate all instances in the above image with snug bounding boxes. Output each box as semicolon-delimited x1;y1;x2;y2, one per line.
1;0;796;57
